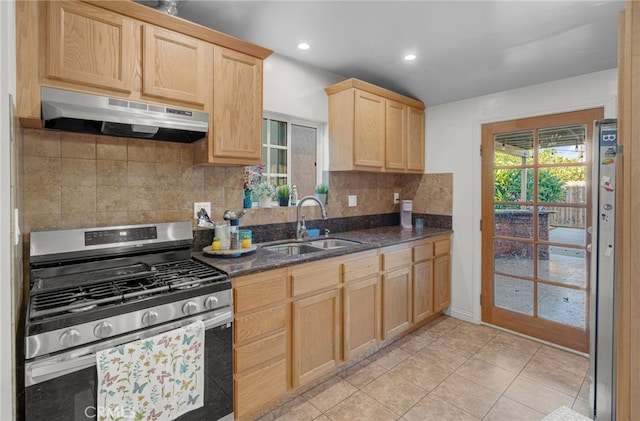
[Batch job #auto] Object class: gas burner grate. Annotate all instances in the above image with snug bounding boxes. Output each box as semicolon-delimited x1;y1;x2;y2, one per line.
29;259;228;320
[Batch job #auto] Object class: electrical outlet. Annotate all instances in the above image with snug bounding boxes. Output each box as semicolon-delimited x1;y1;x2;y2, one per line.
393;192;400;204
194;202;211;219
348;195;357;207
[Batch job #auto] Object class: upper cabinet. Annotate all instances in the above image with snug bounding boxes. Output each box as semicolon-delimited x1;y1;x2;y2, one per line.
142;24;212;107
47;1;135;93
193;46;263;165
325;78;426;173
16;0;271;165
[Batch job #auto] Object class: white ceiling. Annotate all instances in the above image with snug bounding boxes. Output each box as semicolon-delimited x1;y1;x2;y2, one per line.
168;0;625;107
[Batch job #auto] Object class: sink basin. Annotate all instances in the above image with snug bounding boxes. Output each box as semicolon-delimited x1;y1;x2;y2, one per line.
308;239;361;249
262;238;361;256
262;243;324;256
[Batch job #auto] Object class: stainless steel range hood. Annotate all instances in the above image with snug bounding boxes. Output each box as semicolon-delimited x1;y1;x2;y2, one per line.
41;87;209;143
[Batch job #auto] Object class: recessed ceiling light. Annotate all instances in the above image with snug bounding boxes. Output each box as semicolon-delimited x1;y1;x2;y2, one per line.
404;54;416;61
298;43;310;50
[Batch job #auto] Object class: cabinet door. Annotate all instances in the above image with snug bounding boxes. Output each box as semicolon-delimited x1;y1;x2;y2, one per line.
406;106;425;173
382;267;412;339
291;289;341;387
385;99;407;171
211;46;263;163
142;24;211;106
234;359;287;419
413;260;434;323
47;1;134;92
343;276;381;361
354;90;385;170
434;254;451;312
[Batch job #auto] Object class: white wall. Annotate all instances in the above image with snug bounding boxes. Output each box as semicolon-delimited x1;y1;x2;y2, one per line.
425;69;618;322
263;53;344;123
0;0;16;419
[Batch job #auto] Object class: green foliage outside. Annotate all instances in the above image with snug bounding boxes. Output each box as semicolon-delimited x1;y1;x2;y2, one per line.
494;149;584;207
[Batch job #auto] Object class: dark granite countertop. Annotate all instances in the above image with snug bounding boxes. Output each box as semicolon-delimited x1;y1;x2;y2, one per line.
192;225;453;278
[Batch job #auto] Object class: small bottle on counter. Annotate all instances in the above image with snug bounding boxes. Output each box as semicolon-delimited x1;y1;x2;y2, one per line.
229;219;240;250
290;185;298;206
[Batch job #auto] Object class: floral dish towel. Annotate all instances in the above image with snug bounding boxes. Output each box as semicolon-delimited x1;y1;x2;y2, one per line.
96;320;205;421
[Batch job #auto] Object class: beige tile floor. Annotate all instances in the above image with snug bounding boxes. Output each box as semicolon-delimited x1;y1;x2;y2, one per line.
259;316;591;421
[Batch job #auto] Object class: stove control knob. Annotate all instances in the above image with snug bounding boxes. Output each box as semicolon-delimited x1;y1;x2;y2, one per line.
204;296;219;310
142;310;159;326
59;329;81;348
182;301;198;316
93;321;113;338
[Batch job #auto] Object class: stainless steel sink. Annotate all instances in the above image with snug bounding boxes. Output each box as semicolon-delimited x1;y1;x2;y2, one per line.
307;239;360;249
262;238;360;256
262;243;324;256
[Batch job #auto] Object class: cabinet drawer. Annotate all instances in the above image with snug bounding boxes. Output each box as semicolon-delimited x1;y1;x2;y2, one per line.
434;237;451;256
235;304;286;345
381;245;412;271
342;251;379;283
234;270;286;314
291;258;340;297
413;241;434;262
235;358;287;419
234;331;286;374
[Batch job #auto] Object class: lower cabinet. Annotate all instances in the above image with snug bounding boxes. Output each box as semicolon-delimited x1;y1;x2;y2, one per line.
382;266;412;339
412;236;452;322
232;235;451;418
232;269;288;420
291;289;341;387
434;254;452;312
412;260;434;323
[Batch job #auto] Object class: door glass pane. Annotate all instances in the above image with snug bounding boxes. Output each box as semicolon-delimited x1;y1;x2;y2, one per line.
538;283;587;328
494;209;533;239
545;207;587;246
494;240;534;278
494;131;534;166
538;124;587;164
536;168;566;203
494;275;533;315
538;246;586;287
494;169;533;204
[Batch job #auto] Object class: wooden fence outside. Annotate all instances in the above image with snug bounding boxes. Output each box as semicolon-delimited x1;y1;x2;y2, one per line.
548;181;586;229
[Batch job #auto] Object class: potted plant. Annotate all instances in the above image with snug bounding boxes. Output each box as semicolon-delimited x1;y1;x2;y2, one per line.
315;183;328;204
242;164;265;208
276;184;291;207
253;181;275;208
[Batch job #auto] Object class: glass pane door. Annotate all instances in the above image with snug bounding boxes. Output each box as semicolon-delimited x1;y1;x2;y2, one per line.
482;108;603;353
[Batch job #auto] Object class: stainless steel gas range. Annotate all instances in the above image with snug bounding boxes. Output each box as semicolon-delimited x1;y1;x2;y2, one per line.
24;221;233;421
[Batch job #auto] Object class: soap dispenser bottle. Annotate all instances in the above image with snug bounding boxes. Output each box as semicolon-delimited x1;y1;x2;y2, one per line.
290;185;298;206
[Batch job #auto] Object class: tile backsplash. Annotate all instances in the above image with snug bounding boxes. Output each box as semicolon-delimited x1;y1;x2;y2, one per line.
22;129;453;233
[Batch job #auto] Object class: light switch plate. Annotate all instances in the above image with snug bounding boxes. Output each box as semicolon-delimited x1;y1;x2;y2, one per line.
194;202;211;219
348;195;357;207
393;192;400;204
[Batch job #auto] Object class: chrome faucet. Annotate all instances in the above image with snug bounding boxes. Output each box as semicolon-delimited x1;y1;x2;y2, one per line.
296;195;329;240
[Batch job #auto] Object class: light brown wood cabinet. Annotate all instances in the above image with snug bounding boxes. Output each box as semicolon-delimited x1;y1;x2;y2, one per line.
232;269;287;420
341;250;381;360
412;236;451;321
46;1;135;94
142;24;212;107
232;235;450;419
381;244;413;339
194;46;263;165
17;0;271;166
325;78;426;173
290;258;341;387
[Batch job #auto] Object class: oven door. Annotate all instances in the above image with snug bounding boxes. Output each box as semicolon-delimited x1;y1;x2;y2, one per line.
24;311;233;421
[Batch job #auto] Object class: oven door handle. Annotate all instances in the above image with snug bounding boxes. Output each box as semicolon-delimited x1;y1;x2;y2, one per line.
30;353;96;383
